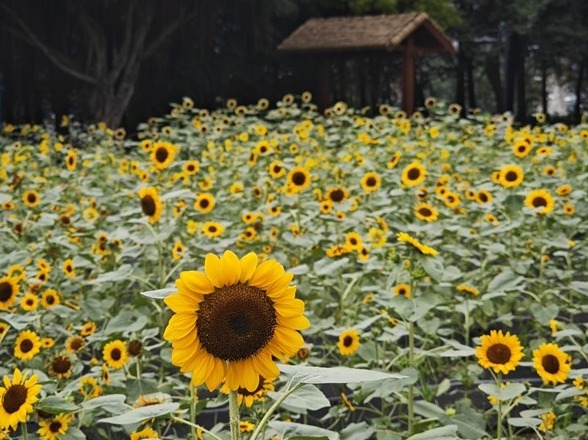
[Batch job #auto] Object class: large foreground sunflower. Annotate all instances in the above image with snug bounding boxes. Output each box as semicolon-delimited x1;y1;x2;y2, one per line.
0;368;43;430
476;330;524;375
163;251;310;392
532;343;571;385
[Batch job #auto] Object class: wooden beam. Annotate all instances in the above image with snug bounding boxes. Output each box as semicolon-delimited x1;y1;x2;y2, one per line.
402;37;415;114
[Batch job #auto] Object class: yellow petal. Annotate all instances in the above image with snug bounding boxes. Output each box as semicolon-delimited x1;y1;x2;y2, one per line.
277;314;310;330
163;313;196;341
172;330;197;349
180;271;214;294
191;352;214;387
274;298;305;318
266;272;294;296
250;260;282;288
239;253;258;283
205;358;227;391
171;345;197;366
164;293;197;314
221;250;241;285
253;352;280;379
204;254;225;287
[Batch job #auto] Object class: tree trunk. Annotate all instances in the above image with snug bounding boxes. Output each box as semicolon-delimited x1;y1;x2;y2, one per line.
541;66;548;115
455;47;466;110
515;38;526;122
575;60;584;124
485;54;503;112
504;31;521;113
465;55;477;110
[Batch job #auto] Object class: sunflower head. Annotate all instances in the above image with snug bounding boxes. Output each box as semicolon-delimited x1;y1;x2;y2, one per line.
0;368;43;430
475;330;524;375
0;276;20;310
163;250;309;392
533;343;571;385
337;329;360;356
524;189;554;215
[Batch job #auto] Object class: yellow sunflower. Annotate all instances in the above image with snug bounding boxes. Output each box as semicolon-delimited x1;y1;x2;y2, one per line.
49;355;73;379
14;330;41;360
345;232;363;251
524;189;554;215
182;160;200;176
401;162;427;187
499;164;524;188
41;288;60;309
476;189;493;204
65;150;77;171
130;427;159;440
360;172;381;193
475;330;524;375
556;184;572;196
325;187;349;203
286;166;312;194
457;284;479;296
414;203;438;222
22;189;41;208
150;141;176;170
202;221;225;238
0;368;43;430
38;413;72;440
532;343;571;385
563;203;575;215
103;340;129;370
20;292;38;311
0;322;9;340
394;283;411;297
62;258;75;278
512;141;532;158
337;329;360;356
221;377;275;408
268;160;286;179
397;232;438;256
194;193;215;214
81;321;97;337
65;335;85;354
138;187;164;223
0;276;20;310
163;250;310;392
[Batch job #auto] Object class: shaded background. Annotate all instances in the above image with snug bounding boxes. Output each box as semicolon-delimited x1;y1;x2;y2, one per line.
0;0;586;128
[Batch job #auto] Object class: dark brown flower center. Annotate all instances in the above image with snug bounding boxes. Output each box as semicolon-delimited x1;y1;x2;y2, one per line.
187;164;195;172
273;165;282;174
129;340;142;357
49;421;62;433
2;384;28;414
155;147;169;163
68;156;74;166
20;338;33;353
199;199;210;209
398;288;407;296
407;168;421;180
532;197;547;208
141;195;156;216
479;193;488;203
486;343;511;364
418;207;432;217
27;193;37;203
46;295;55;304
208;226;217;233
542;354;560;374
505;171;518;182
0;282;13;302
518;145;526;153
70;338;83;351
329;189;344;202
110;348;122;361
52;356;72;374
197;283;276;361
292;172;306;186
343;336;353;347
366;177;377;187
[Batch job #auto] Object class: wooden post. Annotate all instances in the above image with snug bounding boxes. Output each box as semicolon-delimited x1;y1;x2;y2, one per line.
402;37;415;114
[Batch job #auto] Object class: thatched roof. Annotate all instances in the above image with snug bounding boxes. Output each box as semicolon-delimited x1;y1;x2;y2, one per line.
278;12;455;55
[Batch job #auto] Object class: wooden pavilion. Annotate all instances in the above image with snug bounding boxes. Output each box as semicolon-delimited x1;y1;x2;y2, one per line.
277;12;456;113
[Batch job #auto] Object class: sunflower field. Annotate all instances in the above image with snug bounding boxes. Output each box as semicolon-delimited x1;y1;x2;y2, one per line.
1;95;587;440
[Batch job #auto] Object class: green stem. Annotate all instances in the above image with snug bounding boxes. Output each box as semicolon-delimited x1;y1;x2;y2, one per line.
408;320;415;436
136;359;143;395
464;297;470;345
22;421;28;440
250;382;303;440
229;389;240;440
190;382;197;440
171;416;223;440
497;373;503;440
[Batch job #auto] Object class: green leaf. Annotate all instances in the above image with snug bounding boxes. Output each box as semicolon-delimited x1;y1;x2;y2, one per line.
279;365;405;385
98;402;179;425
269;384;331;413
570;281;588;296
507;417;541;428
478;382;526;401
88;264;133;284
81;394;127;410
39;396;80;414
340;422;375;440
413;400;445;419
421;257;444;282
268;421;339;440
0;313;37;330
406;425;458;439
105;311;147;335
140;287;176;299
62;427;87;440
313;257;350;276
487;269;525;293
